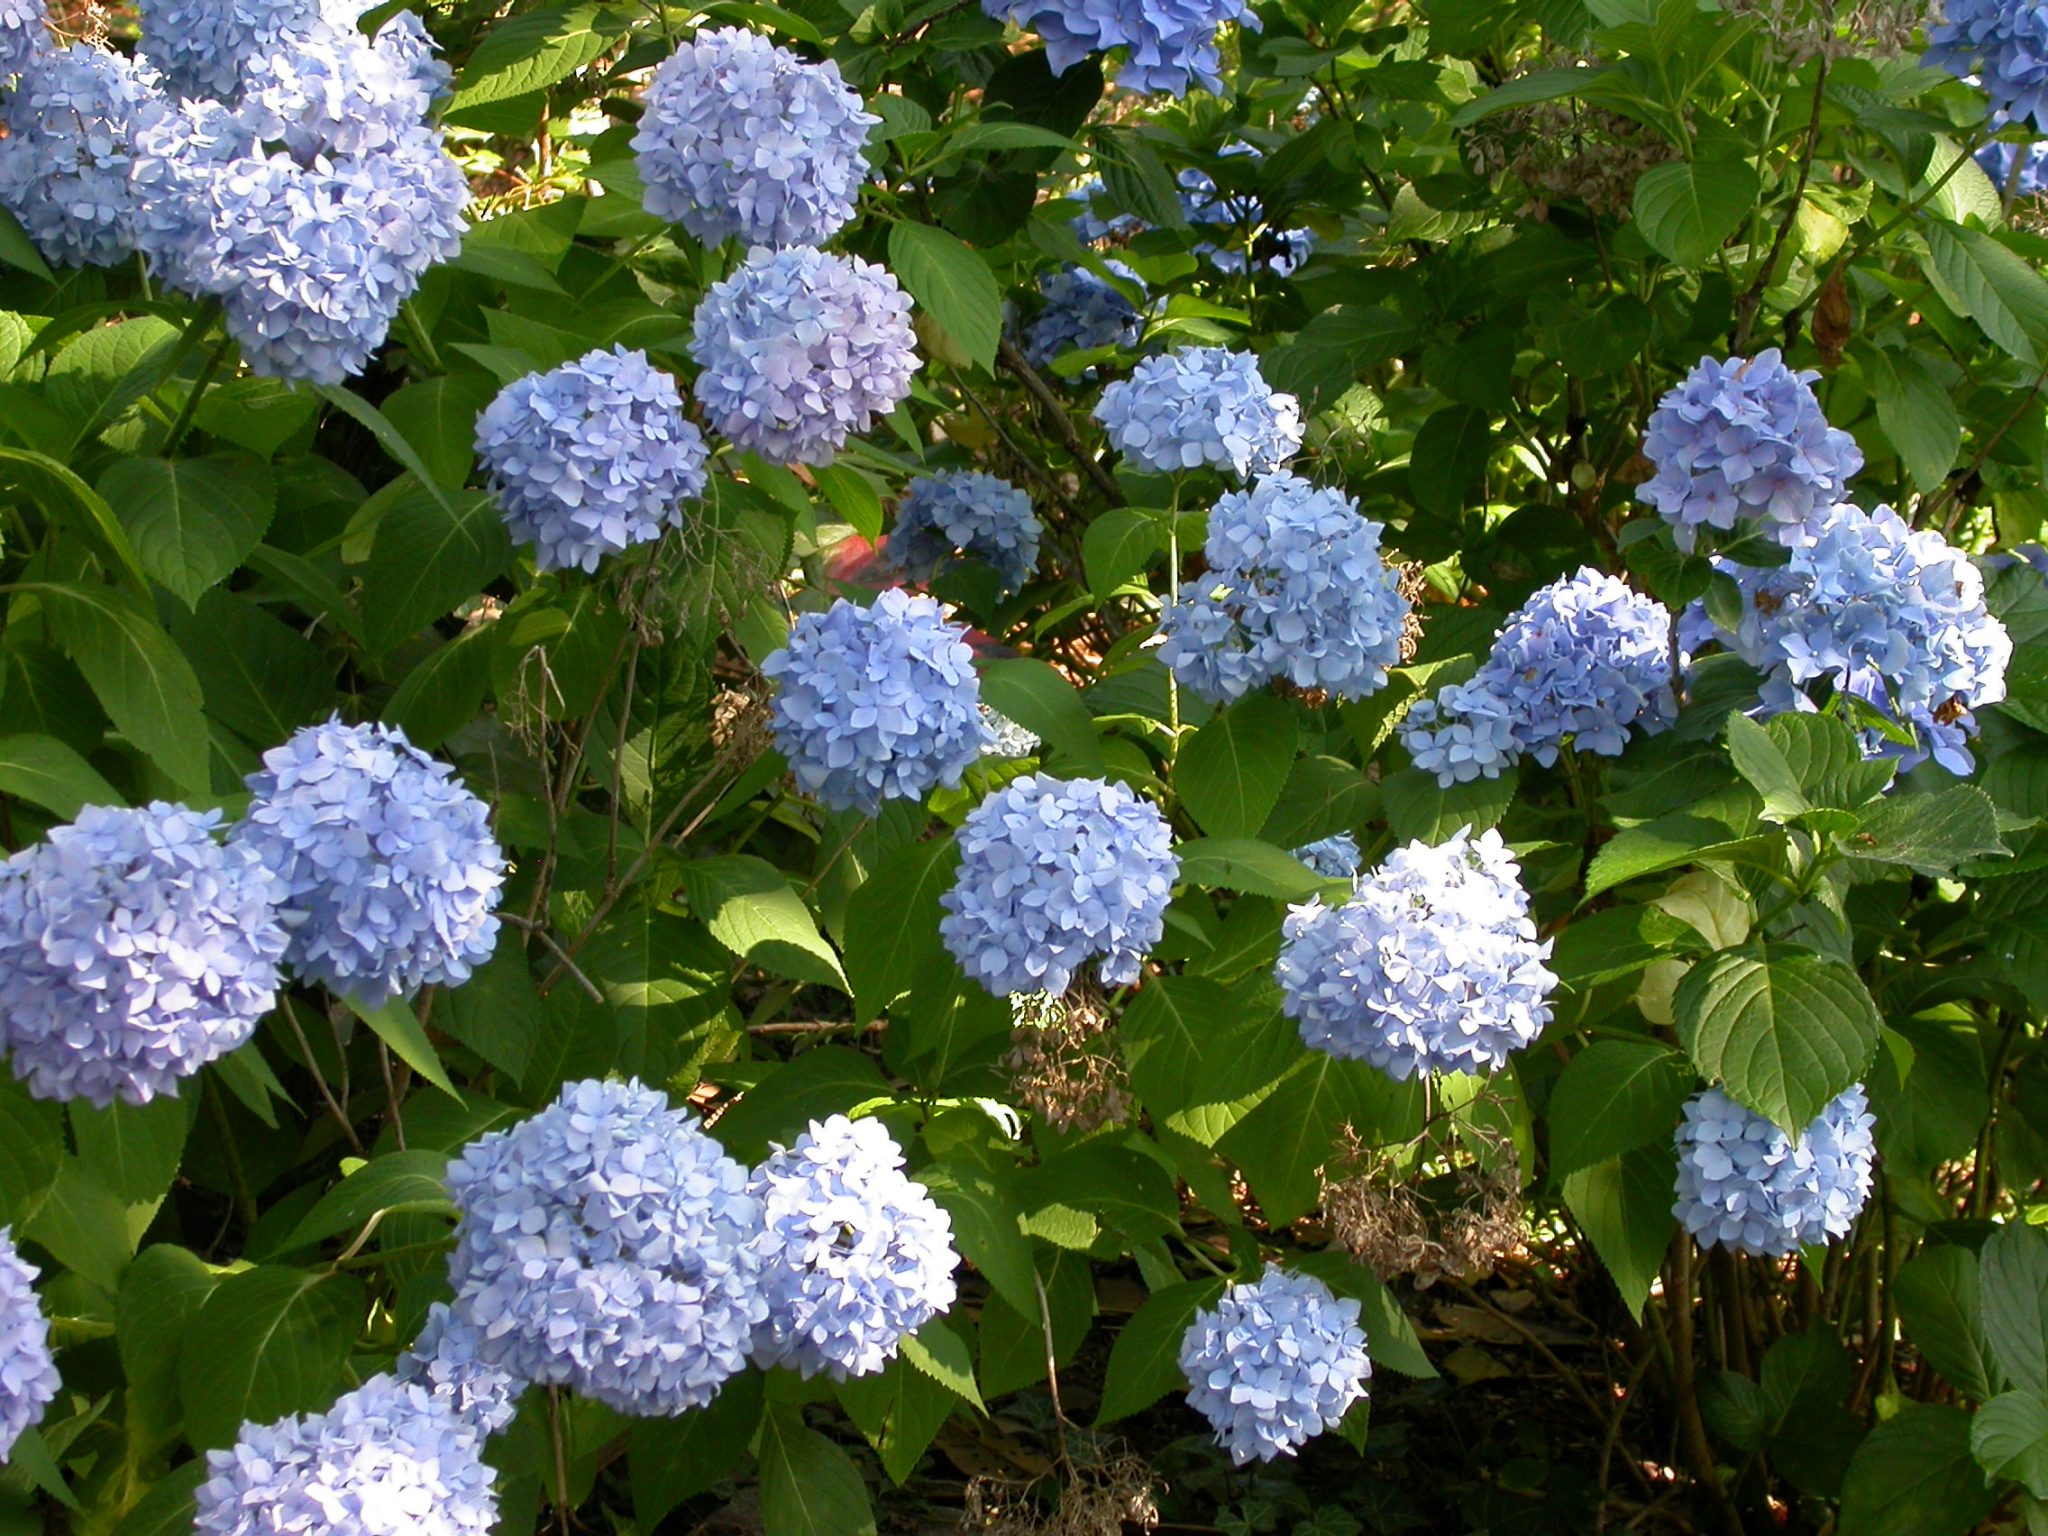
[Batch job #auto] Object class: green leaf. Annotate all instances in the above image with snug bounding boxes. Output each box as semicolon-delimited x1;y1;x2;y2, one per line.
922;1162;1036;1316
0;447;152;599
1221;1054;1422;1223
118;1245;220;1453
901;1319;985;1411
1583;812;1776;901
1727;711;1891;823
708;1047;890;1163
283;1149;456;1250
978;657;1102;772
838;1352;959;1486
630;1371;762;1524
845;836;958;1023
167;589;334;748
1897;1244;1999;1403
1549;904;1701;988
432;941;540;1081
888;221;1002;371
1923;221;2048;367
1561;1144;1676;1319
1121;976;1298;1145
69;1095;191;1206
99;454;275;608
29;580;210;791
26;1156;147;1289
1983;1221;2048;1396
813;463;883;543
1632;158;1761;267
1287;1251;1436;1377
679;855;848;991
0;1077;64;1229
1096;1278;1226;1424
1674;943;1881;1133
1021;1143;1179;1247
1380;763;1516;843
1174;693;1299;839
1407;402;1491;518
384;376;499;490
1844;786;2006;875
1175;837;1328;900
44;316;182;452
449;4;622;112
1865;346;1962;494
178;1265;367;1449
757;1404;876;1536
0;733;120;818
108;1465;204;1536
360;486;511;656
346;993;459;1097
384;627;496;751
1082;506;1162;597
1975;1391;2048;1497
313;385;460;512
1838;1405;1995;1536
0;203;52;281
1548;1042;1695;1178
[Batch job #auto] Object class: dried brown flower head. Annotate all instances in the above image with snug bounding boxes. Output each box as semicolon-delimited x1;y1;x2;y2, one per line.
1322;1122;1526;1287
1004;989;1132;1133
963;1454;1161;1536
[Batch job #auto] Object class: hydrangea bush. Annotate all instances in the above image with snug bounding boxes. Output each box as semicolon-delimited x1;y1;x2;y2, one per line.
0;1;2045;1532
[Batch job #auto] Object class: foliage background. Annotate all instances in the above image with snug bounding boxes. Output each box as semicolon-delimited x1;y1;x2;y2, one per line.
5;0;2048;1532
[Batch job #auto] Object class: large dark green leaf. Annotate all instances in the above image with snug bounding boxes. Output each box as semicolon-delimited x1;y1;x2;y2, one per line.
167;589;334;747
29;580;211;791
1096;1278;1225;1425
1632;158;1761;267
1174;692;1299;839
178;1265;367;1449
1548;1041;1695;1178
631;1371;762;1524
99;454;275;608
757;1404;876;1536
1561;1144;1676;1319
1897;1243;1999;1403
0;733;121;818
360;486;511;656
888;221;1002;371
1837;1405;1995;1536
678;855;847;991
1982;1221;2048;1396
844;835;958;1023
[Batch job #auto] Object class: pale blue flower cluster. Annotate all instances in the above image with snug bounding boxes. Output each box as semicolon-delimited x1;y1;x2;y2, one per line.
1673;1084;1876;1257
981;0;1256;96
1178;144;1314;277
1400;569;1676;786
748;1115;959;1381
395;1304;520;1436
634;27;876;249
1023;263;1147;371
139;0;319;100
1158;472;1409;704
1701;503;2013;774
476;347;709;574
1276;827;1556;1080
0;804;288;1108
444;1078;766;1416
1978;132;2048;196
690;246;918;467
762;589;991;816
940;774;1180;997
981;706;1042;760
1638;351;1863;550
1291;833;1361;880
0;0;48;81
889;471;1043;596
1178;1266;1369;1466
0;1231;57;1464
1096;348;1302;478
128;7;465;382
194;1372;498;1536
233;719;505;1006
0;45;155;267
1928;0;2048;128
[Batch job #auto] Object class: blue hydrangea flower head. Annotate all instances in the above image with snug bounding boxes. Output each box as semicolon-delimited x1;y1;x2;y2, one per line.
1673;1084;1875;1257
1700;503;2013;774
138;0;316;99
0;44;156;268
889;471;1043;596
1065;175;1143;244
0;803;288;1108
1158;472;1410;705
1095;347;1301;478
396;1304;520;1436
1178;143;1314;277
0;0;49;81
194;1373;499;1536
1400;568;1677;786
1276;826;1556;1080
761;588;991;816
1291;833;1360;880
1639;351;1863;550
445;1078;767;1416
477;347;709;574
1977;111;2048;194
1928;0;2048;129
0;1230;57;1463
980;705;1041;760
1179;1265;1369;1465
234;17;441;162
690;245;919;467
372;11;450;101
232;718;504;1006
634;28;876;249
980;0;1257;96
1024;263;1147;371
940;773;1180;997
748;1114;959;1381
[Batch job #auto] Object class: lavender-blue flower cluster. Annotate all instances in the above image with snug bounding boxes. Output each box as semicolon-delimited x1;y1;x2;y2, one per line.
1291;833;1361;880
940;774;1180;997
1276;827;1556;1080
0;0;47;80
1638;351;1863;550
1698;503;2012;774
0;45;156;267
476;346;709;574
1400;568;1676;786
761;589;991;816
982;0;1256;96
232;719;505;1006
395;1304;521;1436
0;1231;57;1464
634;27;875;249
1927;0;2048;129
690;246;918;467
1023;263;1147;371
1178;143;1314;277
748;1115;959;1381
1095;347;1302;479
889;471;1043;596
1673;1084;1876;1257
1179;1266;1370;1465
0;803;288;1107
1158;472;1409;704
